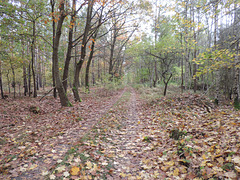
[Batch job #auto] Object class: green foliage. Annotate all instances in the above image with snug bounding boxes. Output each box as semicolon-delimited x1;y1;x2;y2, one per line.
221;163;234;171
170;129;187;140
233;97;240;110
143;136;153;143
194;48;236;78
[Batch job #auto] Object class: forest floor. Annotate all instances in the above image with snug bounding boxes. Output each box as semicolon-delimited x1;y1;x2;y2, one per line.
0;86;240;180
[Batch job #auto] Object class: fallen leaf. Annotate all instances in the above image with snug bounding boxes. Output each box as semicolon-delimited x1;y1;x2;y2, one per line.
223;171;237;178
86;161;92;169
63;171;70;177
173;168;179;176
232;156;240;165
49;174;56;179
120;172;126;177
70;166;80;176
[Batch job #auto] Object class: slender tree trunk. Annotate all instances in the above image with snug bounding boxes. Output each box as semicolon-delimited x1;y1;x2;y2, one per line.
10;47;16;98
31;20;37;97
214;1;220;105
184;0;190;89
63;0;76;92
163;74;173;96
233;1;239;108
28;61;31;96
53;1;71;107
98;58;100;81
192;6;197;93
51;0;57;98
7;70;10;94
0;60;4;99
180;33;184;93
85;31;98;92
153;60;157;87
92;58;95;85
72;0;93;101
22;40;28;96
109;23;116;79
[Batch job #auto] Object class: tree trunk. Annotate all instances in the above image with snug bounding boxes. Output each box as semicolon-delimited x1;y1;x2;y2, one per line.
233;1;239;108
28;62;31;97
51;0;57;98
109;25;117;79
63;0;76;92
73;62;83;101
31;20;37;97
22;40;28;96
92;58;95;85
214;1;219;105
0;60;4;99
163;74;172;96
53;1;71;107
23;65;28;96
192;6;197;93
85;31;98;92
7;70;10;94
180;33;184;93
10;50;16;98
72;0;93;101
153;60;157;87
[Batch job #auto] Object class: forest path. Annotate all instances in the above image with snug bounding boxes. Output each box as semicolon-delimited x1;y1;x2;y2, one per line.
44;86;150;179
102;87;142;179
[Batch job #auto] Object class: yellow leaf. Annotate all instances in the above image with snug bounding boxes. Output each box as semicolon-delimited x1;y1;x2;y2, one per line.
235;166;240;173
164;161;174;167
120;172;126;177
70;166;80;176
138;121;140;124
200;161;207;166
173;168;179;176
207;163;213;167
217;157;224;165
161;166;169;172
202;154;207;160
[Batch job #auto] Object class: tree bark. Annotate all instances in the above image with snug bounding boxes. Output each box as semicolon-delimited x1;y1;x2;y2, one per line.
163;73;172;96
28;61;31;96
53;1;71;107
0;60;4;99
10;46;16;98
233;1;239;108
51;0;57;98
214;0;220;105
22;40;28;96
85;33;97;92
63;0;76;92
72;0;93;101
31;20;37;97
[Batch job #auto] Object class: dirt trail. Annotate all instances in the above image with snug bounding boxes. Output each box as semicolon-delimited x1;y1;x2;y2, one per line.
110;88;142;177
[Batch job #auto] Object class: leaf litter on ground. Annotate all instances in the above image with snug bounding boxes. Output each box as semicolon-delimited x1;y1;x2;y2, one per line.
1;87;240;179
